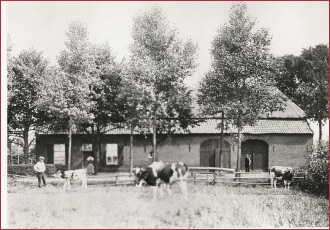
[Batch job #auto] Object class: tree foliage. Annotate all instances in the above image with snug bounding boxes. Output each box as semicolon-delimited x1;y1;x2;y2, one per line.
8;48;49;163
276;45;329;141
123;7;198;159
198;3;285;172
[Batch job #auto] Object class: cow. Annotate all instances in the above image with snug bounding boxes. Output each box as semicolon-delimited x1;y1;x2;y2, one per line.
53;169;88;190
269;166;294;189
133;161;189;200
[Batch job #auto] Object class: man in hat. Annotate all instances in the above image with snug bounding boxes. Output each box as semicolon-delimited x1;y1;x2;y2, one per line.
244;154;251;172
34;156;47;188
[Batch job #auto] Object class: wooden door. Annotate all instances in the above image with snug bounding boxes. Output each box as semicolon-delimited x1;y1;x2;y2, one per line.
241;140;268;172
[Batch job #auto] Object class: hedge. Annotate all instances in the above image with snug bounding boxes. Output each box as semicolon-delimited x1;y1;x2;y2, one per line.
7;164;58;177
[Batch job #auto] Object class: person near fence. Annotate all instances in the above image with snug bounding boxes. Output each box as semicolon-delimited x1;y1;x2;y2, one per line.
86;155;95;175
245;154;251;172
34;156;47;188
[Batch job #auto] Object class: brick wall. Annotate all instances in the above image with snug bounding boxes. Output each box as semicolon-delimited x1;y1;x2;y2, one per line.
36;133;313;172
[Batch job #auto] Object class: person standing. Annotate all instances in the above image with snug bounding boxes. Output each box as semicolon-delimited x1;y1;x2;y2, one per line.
34;156;47;188
244;154;251;172
86;155;94;175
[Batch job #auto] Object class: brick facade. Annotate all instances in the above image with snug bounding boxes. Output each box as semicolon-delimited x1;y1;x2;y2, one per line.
36;132;313;172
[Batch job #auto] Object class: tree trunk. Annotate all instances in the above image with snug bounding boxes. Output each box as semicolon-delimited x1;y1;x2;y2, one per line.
68;117;72;170
9;142;13;165
235;127;242;172
129;123;134;174
153;107;157;162
92;124;97;174
23;126;29;164
318;115;323;144
94;124;101;175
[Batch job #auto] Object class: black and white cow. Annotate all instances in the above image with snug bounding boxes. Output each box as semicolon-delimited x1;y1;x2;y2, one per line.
133;161;189;200
269;166;294;189
53;169;88;190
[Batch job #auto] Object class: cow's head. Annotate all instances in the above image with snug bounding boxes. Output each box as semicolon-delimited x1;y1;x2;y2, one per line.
133;167;149;186
282;167;294;180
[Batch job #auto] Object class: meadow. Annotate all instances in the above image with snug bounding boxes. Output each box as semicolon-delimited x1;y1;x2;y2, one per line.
6;181;329;228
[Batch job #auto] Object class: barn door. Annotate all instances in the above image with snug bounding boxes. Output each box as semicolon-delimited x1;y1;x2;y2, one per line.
200;139;216;167
200;139;230;168
241;140;268;172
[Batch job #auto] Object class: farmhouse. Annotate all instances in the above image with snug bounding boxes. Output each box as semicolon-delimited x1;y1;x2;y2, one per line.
35;89;313;172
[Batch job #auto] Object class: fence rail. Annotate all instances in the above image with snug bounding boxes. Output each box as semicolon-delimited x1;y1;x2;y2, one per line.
7;168;308;187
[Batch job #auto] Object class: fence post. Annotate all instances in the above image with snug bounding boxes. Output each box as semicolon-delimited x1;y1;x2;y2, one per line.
194;173;196;185
115;174;118;185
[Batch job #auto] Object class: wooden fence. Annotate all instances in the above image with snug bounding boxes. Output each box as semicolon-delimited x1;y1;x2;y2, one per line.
8;167;308;187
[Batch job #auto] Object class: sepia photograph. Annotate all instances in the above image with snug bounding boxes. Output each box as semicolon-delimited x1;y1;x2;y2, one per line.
1;1;329;228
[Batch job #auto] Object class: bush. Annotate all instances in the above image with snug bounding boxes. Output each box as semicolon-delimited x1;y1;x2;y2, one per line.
8;164;58;177
297;142;329;198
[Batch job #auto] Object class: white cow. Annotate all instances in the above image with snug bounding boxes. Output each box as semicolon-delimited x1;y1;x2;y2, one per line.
53;169;87;190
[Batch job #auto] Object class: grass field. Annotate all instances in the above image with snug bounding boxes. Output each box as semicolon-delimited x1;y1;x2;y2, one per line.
6;181;329;228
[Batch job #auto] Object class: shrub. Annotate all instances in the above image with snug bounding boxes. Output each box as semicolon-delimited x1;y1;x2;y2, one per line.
8;164;58;177
298;142;329;198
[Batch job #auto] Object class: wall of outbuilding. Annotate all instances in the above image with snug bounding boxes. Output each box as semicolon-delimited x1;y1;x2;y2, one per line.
36;133;313;172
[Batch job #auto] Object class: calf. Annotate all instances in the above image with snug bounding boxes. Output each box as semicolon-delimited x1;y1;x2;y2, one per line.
53;169;87;190
269;166;294;189
133;161;189;200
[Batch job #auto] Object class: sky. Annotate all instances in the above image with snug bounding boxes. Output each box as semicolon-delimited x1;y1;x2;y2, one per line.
2;1;329;141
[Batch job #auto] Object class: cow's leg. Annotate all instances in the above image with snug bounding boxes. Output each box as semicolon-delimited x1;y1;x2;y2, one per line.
179;180;188;200
67;178;71;190
274;179;277;189
284;180;291;190
63;180;67;190
165;183;172;196
270;175;274;189
158;183;164;199
82;176;87;189
152;186;158;201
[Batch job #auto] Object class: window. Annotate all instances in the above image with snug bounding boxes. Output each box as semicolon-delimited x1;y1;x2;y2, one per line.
82;144;93;151
106;144;118;165
54;144;66;165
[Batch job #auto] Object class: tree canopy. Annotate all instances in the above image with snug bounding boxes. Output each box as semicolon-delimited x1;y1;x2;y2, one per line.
123;7;198;160
8;48;49;163
198;3;285;172
276;44;329;142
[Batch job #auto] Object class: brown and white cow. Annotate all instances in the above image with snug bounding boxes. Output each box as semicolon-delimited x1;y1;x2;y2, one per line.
53;169;88;190
269;166;294;189
133;161;189;200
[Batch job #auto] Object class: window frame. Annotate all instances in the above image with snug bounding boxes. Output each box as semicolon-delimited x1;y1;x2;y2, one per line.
106;143;118;165
54;144;66;165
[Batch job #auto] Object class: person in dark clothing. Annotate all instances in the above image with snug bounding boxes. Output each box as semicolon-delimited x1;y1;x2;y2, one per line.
245;154;251;172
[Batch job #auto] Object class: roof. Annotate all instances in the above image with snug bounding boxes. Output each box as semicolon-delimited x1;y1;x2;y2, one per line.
37;119;313;135
36;88;311;136
186;119;313;135
191;87;306;119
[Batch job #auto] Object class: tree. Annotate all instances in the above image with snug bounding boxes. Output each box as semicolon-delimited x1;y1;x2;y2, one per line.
7;36;14;101
127;7;198;161
8;48;49;164
37;21;97;170
276;45;329;143
79;43;125;174
198;3;285;173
